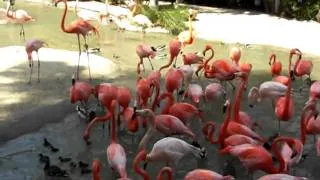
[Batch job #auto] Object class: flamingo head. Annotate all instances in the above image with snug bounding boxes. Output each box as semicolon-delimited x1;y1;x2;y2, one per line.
202;44;212;56
248;86;260;108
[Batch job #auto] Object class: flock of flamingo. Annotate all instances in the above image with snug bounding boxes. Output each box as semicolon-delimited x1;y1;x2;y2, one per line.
3;0;320;179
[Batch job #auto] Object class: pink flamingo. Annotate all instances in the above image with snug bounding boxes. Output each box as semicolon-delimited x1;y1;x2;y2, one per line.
309;81;320;101
229;46;252;75
133;108;201;149
159;39;182;71
169;102;204;126
6;6;35;41
184;169;234;180
54;0;99;81
224;134;260;147
300;99;320;145
133;137;206;169
161;68;184;100
25;39;48;84
205;83;226;102
69;75;94;112
135;76;160;110
290;48;313;89
136;43;157;74
106;100;129;179
182;52;203;65
183;83;204;105
274;49;296;133
269;53;282;77
257;174;307;180
83;83;118;144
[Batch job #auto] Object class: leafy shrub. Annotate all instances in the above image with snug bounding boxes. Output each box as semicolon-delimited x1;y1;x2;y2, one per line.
281;0;320;20
141;5;188;35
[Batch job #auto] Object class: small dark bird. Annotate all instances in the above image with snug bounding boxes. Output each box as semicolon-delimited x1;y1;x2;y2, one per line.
43;138;52;147
58;156;72;163
50;146;59;153
81;168;92;174
78;161;89;168
38;153;50;164
113;54;120;59
222;160;236;178
44;160;68;177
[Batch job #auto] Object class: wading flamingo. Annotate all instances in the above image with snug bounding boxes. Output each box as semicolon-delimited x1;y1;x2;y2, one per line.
184;169;235;180
257;174;307;180
6;4;35;41
54;0;99;81
248;81;287;108
25;39;48;84
132;108;201;149
269;53;282;76
136;43;166;74
274;49;296;133
133;137;206;169
106;100;129;179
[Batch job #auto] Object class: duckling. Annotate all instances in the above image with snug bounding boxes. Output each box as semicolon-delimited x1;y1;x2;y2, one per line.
38;153;50;164
58;156;72;163
78;161;89;168
50;146;59;153
43;138;52;147
44;159;68;177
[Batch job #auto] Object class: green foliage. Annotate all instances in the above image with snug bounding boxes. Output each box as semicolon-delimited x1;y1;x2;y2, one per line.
141;5;188;35
281;0;320;20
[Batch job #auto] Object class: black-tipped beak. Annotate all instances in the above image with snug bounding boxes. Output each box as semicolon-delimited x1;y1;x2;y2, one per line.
249;104;254;108
223;104;227;113
143;162;148;170
151;46;157;52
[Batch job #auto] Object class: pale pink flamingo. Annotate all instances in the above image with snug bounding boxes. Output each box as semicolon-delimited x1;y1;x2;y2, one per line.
177;65;194;90
25;39;48;84
248;81;287;108
204;83;227;102
308;81;320;101
183;83;204;105
132;108;201;149
55;0;99;81
133;137;206;169
6;6;35;41
257;174;307;180
106;100;129;179
136;43;157;74
184;169;234;180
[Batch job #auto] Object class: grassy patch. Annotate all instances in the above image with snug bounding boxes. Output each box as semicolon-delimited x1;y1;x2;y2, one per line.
141;5;188;35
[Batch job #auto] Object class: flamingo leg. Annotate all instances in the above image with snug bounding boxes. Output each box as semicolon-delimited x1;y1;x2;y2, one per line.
147;57;154;70
36;52;40;83
76;34;81;80
83;36;92;82
173;56;178;68
228;81;236;91
28;59;33;84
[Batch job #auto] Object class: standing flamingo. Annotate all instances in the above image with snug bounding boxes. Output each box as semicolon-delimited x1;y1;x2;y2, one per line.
184;169;234;180
204;83;227;102
168;102;204;126
300;99;320;145
308;81;320;101
136;44;166;74
6;5;35;41
133;137;206;169
132;108;201;149
269;53;282;76
54;0;99;81
229;46;252;75
274;49;296;133
25;39;48;84
248;81;287;108
177;9;195;51
182;52;203;66
106;100;129;179
183;83;204;105
161;68;185;100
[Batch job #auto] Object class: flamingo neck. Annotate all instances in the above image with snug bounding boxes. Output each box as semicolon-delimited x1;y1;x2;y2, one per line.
202;121;218;144
187;16;193;44
233;77;247;123
160;93;174;114
293;53;302;74
160;53;175;72
59;0;70;33
300;102;316;144
203;47;214;71
156;167;173;180
269;54;276;65
151;81;161;111
283;53;293;118
220;102;232;148
111;100;117;142
271;139;286;173
133;150;150;180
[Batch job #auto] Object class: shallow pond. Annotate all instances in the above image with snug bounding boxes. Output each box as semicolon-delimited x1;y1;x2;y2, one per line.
1;1;320;180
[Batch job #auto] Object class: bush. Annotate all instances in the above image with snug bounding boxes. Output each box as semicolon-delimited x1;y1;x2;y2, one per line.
281;0;320;20
141;5;189;35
